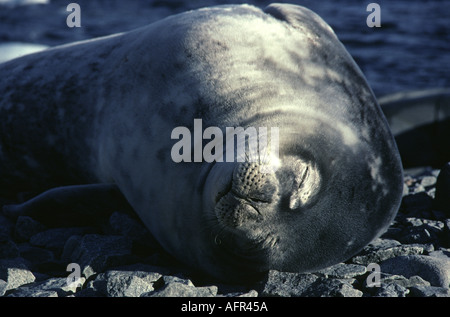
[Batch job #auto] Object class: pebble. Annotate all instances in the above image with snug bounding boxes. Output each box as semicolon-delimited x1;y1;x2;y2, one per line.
6;277;85;297
409;285;450;297
313;263;367;278
0;238;19;259
14;216;46;242
380;255;450;288
30;227;96;252
143;282;218;297
0;258;36;296
351;241;430;266
372;283;409;297
17;244;55;267
302;278;363;297
85;270;162;297
259;270;319;297
62;234;134;279
420;175;437;188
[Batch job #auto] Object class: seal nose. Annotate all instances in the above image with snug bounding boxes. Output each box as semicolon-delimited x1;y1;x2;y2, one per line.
214;162;279;228
231;162;279;203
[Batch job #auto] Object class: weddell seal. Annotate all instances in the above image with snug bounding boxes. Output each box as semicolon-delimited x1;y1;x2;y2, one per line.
0;3;403;281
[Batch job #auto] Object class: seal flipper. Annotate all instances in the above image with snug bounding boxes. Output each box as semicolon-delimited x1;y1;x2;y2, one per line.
2;184;132;226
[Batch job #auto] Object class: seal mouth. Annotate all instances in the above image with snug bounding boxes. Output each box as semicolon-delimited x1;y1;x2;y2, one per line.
212;224;277;272
209;162;281;270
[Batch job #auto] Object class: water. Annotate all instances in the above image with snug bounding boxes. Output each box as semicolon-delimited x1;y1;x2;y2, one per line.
0;0;449;97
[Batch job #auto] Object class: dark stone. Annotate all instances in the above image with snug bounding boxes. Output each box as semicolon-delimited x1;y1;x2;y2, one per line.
259;270;318;297
14;216;46;242
409;285;450;297
0;237;19;258
401;193;433;217
372;283;409;297
30;227;96;252
85;269;162;297
62;234;133;279
380;255;450;287
302;278;363;297
143;281;217;297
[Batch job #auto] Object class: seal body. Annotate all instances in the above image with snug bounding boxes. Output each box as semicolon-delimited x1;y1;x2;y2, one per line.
0;4;403;281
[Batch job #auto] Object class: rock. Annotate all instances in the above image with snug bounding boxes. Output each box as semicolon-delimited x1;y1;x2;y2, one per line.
372;283;409;297
363;272;430;289
6;277;85;297
143;282;218;297
389;275;430;288
401;193;433;217
259;270;318;297
61;235;82;261
235;290;259;297
365;238;402;249
398;224;440;245
314;263;367;279
161;275;195;287
17;244;55;267
429;249;450;260
62;234;134;279
402;182;410;196
409;285;450;297
0;237;19;258
30;227;95;252
380;227;403;239
303;278;363;297
380;255;450;287
0;279;7;296
433;162;450;215
404;217;423;227
431;209;447;221
86;270;162;297
0;258;36;296
420;176;437;188
14;216;46;242
113;263;176;277
351;241;429;266
10;290;59;297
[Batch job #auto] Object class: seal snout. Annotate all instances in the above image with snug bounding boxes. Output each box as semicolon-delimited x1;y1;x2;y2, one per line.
214;162;279;229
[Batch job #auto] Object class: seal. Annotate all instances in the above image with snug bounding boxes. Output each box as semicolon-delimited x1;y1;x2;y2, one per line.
0;3;404;281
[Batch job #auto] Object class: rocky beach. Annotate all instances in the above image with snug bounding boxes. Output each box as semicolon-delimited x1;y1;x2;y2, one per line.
1;163;449;297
